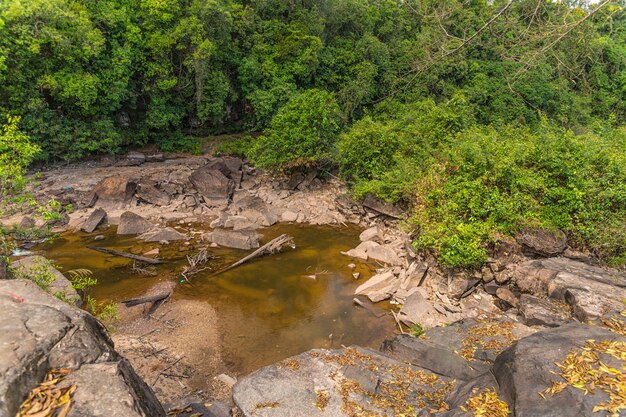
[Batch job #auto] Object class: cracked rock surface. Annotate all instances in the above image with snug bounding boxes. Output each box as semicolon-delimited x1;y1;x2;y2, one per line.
0;279;164;417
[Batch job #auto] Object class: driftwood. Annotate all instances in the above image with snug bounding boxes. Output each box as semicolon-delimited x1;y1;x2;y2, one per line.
122;291;172;307
87;246;164;264
180;249;213;281
217;234;295;274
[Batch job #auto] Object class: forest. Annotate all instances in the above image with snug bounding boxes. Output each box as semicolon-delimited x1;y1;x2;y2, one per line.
1;0;625;268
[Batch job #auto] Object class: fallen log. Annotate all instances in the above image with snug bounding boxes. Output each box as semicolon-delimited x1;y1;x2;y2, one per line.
217;234;295;274
87;246;164;264
122;291;171;307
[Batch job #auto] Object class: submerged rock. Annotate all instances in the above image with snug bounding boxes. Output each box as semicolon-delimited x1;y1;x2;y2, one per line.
0;279;165;417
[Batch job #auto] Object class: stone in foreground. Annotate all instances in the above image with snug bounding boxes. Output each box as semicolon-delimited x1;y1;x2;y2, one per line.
233;346;454;417
0;279;165;417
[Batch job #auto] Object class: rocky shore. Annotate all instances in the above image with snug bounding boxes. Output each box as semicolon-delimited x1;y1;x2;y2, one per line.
2;152;626;416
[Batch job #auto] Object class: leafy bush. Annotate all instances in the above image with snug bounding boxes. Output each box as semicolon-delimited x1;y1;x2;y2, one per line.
248;89;344;171
156;132;201;154
411;123;626;268
215;135;254;157
0;116;40;197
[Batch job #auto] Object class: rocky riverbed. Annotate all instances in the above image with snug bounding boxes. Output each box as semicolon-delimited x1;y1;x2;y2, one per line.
2;151;626;416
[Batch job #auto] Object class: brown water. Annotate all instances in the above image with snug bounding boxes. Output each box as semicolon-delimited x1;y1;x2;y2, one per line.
34;223;395;374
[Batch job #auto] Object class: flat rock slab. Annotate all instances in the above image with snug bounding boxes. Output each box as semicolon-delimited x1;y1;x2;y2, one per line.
514;257;626;321
516;229;567;257
10;256;79;304
81;208;107;233
493;323;626;417
136;183;171;206
233;346;455;417
354;271;398;302
343;241;402;266
0;279;164;417
381;318;535;381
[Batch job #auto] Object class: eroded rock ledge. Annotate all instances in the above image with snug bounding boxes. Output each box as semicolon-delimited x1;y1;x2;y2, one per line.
0;279;165;417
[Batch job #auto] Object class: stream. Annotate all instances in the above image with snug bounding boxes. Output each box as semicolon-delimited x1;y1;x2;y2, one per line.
34;223;396;375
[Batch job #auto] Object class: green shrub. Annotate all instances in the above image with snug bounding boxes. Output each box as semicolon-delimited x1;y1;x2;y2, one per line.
248;89;344;171
0;116;40;197
216;135;254;157
156;132;201;154
85;295;118;330
411;123;626;268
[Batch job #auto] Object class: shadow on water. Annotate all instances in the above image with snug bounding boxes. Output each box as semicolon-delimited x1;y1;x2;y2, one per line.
35;223;396;374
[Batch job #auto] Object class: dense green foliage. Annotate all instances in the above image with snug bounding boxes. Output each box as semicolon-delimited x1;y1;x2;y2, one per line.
1;0;625;267
249;89;343;170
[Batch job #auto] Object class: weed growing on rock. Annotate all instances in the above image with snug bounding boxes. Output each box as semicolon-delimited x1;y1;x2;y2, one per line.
85;295;118;330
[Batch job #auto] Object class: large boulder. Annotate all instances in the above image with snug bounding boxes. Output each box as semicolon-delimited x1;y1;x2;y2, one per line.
233;346;454;417
81;208;107;233
0;279;165;417
513;257;626;321
361;195;402;218
189;158;242;206
515;229;567;257
136;182;171;206
381;318;535;382
117;211;154;235
205;229;260;250
93;176;137;208
10;256;79;304
232;196;278;227
492;323;625;417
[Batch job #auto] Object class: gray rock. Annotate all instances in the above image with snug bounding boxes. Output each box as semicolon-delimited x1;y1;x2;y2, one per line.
145;153;165;163
518;294;571;327
117;211;154;235
381;333;490;381
58;359;164;417
136;182;171;206
233;346;453;417
81;208;107;233
398;291;441;327
233;196;278;227
205;229;260;250
361;194;402;218
516;229;567;257
0;279;164;417
495;287;518;308
281;210;298;222
354;271;398;302
359;226;380;242
182;195;197;208
116;151;146;166
514;257;626;321
347;241;402;266
189;167;234;203
224;215;254;231
493;323;625;417
140;227;188;242
10;256;79;304
93;175;137;208
448;276;480;299
19;216;35;229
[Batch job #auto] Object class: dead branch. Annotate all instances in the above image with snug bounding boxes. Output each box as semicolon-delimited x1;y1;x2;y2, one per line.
216;234;295;275
87;246;165;264
180;248;213;282
122;291;172;307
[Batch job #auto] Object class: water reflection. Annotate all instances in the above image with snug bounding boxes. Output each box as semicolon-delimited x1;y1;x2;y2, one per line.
36;223;395;374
